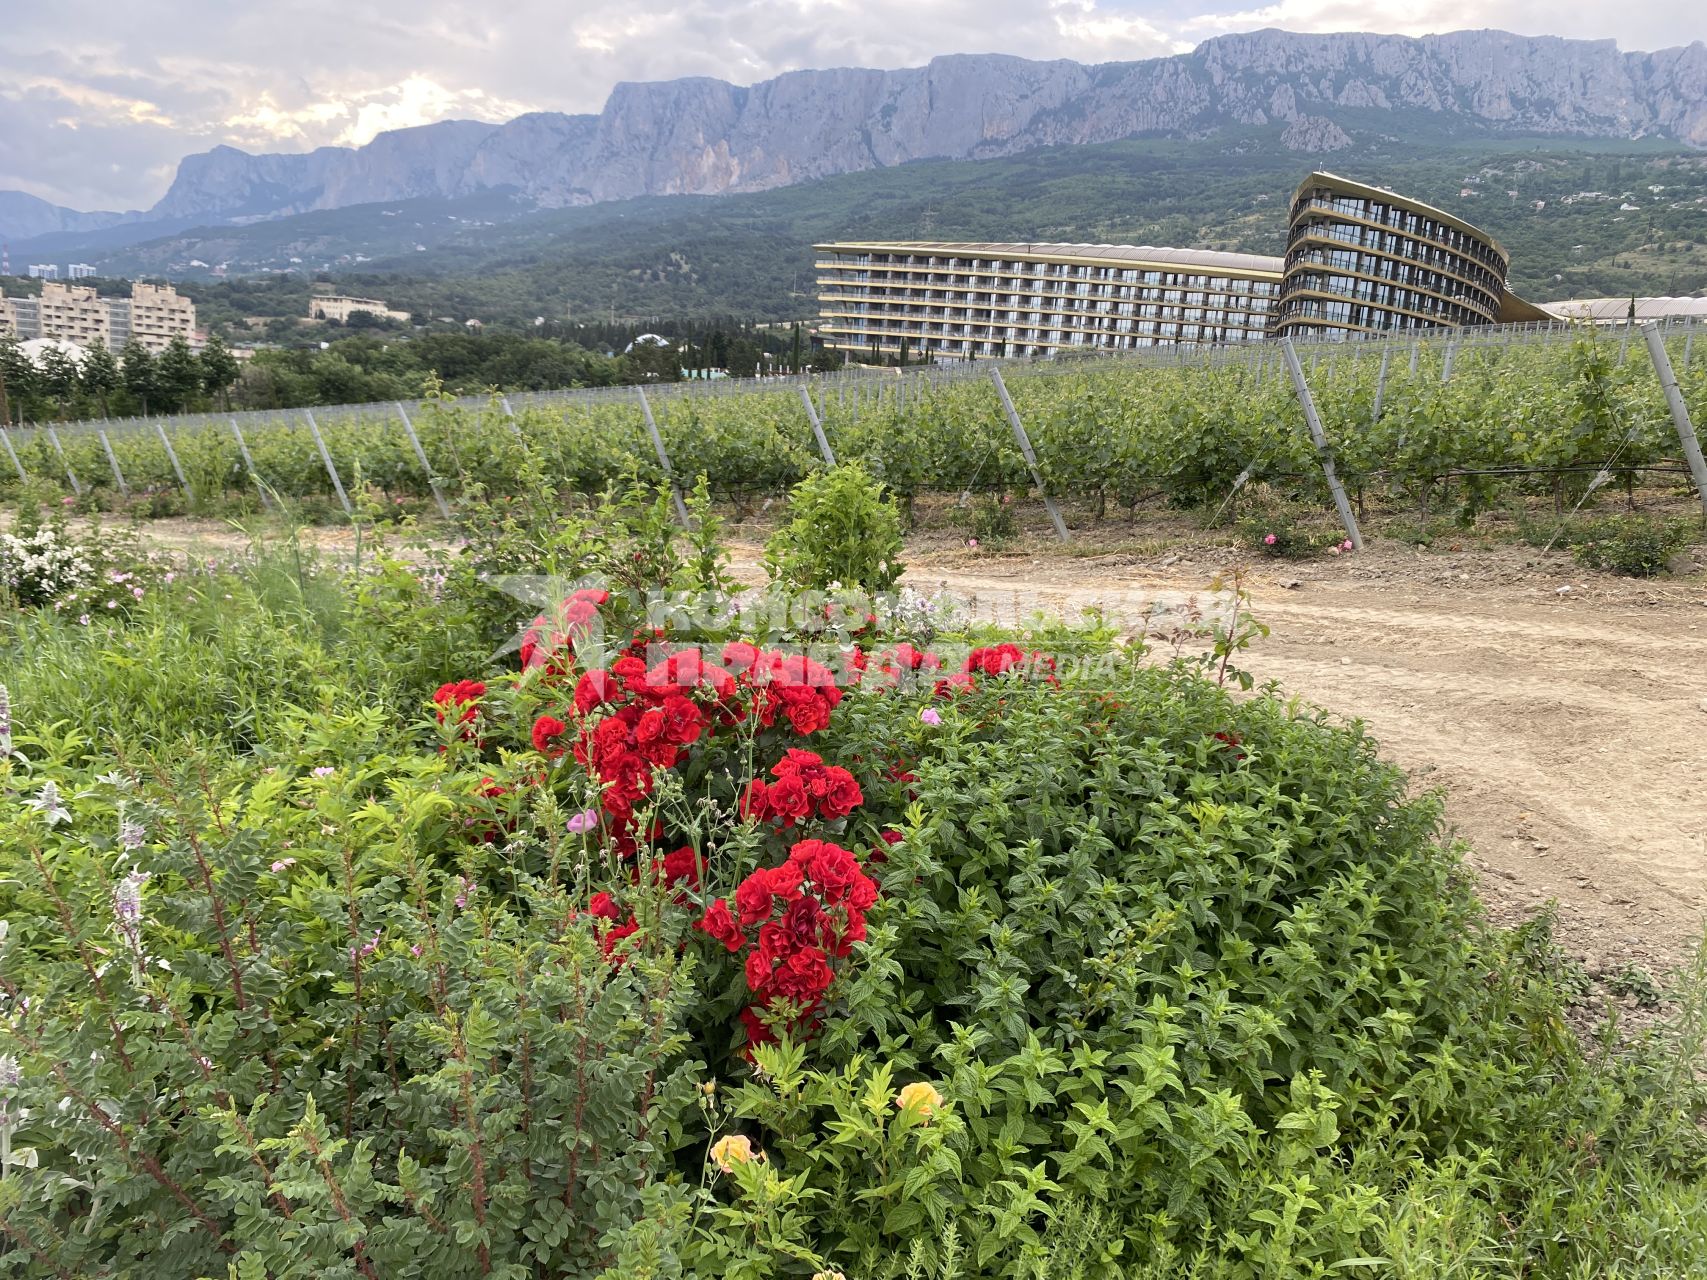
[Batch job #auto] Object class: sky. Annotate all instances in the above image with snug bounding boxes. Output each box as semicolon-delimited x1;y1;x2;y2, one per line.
0;0;1696;212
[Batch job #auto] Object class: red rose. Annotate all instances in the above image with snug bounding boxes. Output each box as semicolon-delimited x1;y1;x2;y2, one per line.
694;898;744;952
734;874;775;926
821;767;862;820
660;845;701;889
573;670;616;715
764;773;812;826
531;714;568;757
659;694;705;746
771;946;834;1002
588;892;621;921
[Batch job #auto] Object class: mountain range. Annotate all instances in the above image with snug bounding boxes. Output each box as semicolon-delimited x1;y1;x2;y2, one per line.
5;27;1706;256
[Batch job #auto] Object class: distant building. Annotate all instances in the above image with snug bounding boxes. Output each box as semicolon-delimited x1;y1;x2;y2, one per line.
308;294;412;324
26;264;58;281
819;170;1700;354
66;263;97;280
0;281;197;354
1273;172;1549;340
815;241;1281;360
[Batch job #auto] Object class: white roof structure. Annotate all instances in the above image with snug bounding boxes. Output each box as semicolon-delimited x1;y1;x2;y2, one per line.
18;337;89;367
1540;297;1707;322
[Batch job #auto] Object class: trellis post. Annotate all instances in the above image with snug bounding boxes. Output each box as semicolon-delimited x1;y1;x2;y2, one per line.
1441;340;1457;384
395;403;453;520
1409;342;1419;376
228;418;273;510
98;427;128;496
303;410;351;515
45;426;82;495
0;428;24;483
155;421;193;503
500;395;525;442
1642;323;1707;520
1372;345;1392;421
636;387;691;529
1281;338;1363;550
989;366;1070;542
799;386;836;465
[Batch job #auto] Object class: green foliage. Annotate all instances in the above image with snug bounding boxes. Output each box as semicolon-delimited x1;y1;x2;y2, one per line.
1571;513;1695;576
2;500;1707;1278
764;462;905;592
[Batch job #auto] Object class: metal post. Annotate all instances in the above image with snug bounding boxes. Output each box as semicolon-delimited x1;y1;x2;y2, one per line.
1280;338;1363;550
155;421;193;503
303;410;351;515
1441;340;1456;384
799;386;836;465
0;428;24;483
98;427;128;496
1642;324;1707;521
1409;342;1419;376
989;367;1070;542
45;427;82;495
395;403;452;520
228;418;275;510
636;388;691;528
500;395;525;442
1372;345;1392;421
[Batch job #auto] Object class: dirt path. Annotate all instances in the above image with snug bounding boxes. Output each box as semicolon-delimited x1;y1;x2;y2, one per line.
901;545;1707;978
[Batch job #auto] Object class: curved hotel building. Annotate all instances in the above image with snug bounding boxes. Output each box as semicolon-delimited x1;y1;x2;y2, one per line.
814;171;1605;359
1272;173;1547;339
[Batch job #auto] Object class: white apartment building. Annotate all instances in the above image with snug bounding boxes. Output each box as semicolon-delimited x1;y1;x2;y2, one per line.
0;281;197;354
815;240;1284;360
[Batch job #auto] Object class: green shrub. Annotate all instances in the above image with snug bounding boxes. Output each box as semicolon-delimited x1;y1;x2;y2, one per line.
1571;514;1694;576
764;462;904;592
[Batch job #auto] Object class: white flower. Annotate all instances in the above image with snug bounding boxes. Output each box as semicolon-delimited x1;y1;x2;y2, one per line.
24;781;71;827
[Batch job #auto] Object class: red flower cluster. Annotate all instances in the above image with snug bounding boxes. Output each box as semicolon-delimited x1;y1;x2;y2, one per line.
742;748;863;828
694;838;879;1048
933;645;1060;696
434;680;486;742
588;890;638;961
720;644;845;734
850;642;943;691
519;587;611;676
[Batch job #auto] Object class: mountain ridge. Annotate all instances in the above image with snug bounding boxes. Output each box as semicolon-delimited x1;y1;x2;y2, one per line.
5;28;1705;249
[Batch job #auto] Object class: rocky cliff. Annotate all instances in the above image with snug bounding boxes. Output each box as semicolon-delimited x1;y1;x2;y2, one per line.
10;28;1707;240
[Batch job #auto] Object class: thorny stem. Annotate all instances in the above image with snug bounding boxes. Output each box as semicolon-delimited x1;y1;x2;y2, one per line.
451;1017;493;1275
27;846;134;1073
300;1124;381;1280
0;1214;77;1280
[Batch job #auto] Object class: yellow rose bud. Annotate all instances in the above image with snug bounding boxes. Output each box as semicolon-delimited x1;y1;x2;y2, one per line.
811;1271;848;1280
709;1133;760;1172
701;1080;718;1096
894;1081;944;1118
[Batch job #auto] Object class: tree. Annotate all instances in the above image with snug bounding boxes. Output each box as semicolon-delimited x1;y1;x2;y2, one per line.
37;346;79;418
81;340;120;417
199;334;241;410
155;336;203;413
0;336;35;425
121;341;158;416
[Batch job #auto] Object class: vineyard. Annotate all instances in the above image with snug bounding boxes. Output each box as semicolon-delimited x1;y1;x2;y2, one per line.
3;322;1705;526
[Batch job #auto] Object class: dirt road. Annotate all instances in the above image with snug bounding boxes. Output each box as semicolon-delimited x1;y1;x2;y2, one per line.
902;543;1707;977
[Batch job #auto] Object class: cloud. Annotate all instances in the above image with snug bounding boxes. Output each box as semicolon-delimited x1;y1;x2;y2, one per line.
0;0;1691;211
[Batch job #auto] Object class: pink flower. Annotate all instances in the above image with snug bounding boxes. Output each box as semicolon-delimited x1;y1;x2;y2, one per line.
919;708;942;725
1341;539;1354;551
312;766;335;777
61;496;75;506
270;858;296;872
131;586;144;599
967;538;980;550
567;809;598;834
1263;533;1277;546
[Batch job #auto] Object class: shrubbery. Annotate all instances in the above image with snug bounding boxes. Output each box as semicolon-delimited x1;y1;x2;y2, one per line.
1571;513;1695;577
2;491;1706;1278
